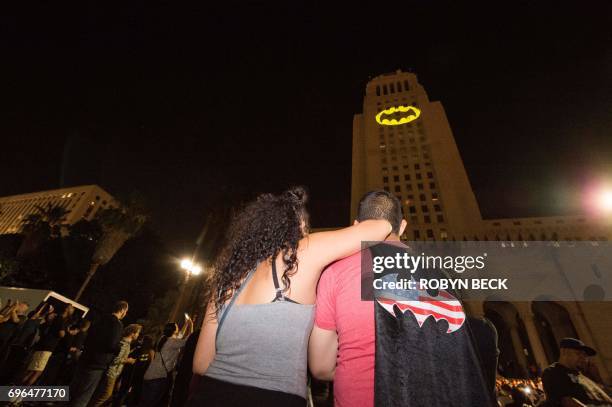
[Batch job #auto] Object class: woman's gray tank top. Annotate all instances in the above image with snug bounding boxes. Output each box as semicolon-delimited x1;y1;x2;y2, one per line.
205;267;315;398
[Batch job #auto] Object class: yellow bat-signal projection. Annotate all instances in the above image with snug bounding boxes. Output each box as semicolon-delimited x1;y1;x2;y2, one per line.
375;105;421;126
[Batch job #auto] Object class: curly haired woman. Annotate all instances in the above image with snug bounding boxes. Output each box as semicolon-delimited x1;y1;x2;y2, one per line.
187;187;392;406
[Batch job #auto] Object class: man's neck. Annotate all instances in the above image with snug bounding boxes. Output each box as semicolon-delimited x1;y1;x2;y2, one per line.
557;359;578;371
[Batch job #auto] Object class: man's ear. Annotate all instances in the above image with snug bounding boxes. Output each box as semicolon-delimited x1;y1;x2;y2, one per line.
399;219;408;236
353;220;359;226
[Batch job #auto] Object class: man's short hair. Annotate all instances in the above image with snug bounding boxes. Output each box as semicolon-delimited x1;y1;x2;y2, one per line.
357;190;403;235
112;300;129;314
124;324;142;338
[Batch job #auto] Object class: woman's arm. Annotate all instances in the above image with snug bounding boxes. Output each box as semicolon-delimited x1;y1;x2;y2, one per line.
299;219;392;274
192;301;218;375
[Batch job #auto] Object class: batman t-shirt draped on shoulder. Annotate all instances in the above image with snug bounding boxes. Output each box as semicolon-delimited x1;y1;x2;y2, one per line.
370;242;498;407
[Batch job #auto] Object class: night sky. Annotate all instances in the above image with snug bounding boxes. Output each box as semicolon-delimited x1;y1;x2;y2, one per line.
1;1;611;253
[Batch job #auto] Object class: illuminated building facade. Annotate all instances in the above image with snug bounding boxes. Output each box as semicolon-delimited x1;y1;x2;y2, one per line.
351;70;612;382
0;185;116;235
351;69;484;241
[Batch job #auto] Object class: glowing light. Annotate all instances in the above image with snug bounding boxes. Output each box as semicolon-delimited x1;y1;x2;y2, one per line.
376;105;421;126
598;190;612;212
180;258;203;275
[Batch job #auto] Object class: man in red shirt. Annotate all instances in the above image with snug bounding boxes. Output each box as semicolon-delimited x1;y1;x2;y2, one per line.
309;190;406;407
310;191;499;407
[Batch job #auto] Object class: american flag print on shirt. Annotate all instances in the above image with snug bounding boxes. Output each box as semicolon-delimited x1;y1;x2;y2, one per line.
375;273;466;333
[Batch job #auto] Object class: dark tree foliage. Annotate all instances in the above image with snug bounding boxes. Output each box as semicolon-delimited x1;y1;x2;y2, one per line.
79;226;180;324
0;223;179;327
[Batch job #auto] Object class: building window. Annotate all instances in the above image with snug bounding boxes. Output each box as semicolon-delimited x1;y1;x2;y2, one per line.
417;183;423;190
397;82;402;92
437;214;444;223
395;185;401;192
383;85;388;95
404;174;410;181
421;205;429;213
392;166;398;171
431;192;439;201
426;229;434;238
414;230;421;239
424;215;431;223
427;172;433;179
406;184;413;191
410;215;418;224
414;164;420;170
393;175;399;182
376;86;381;96
419;193;426;201
404;80;410;91
383;176;389;183
416;173;422;180
384;186;390;192
429;182;436;189
409;206;416;214
390;83;395;93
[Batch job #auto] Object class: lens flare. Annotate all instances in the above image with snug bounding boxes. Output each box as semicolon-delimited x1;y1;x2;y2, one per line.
598;190;612;212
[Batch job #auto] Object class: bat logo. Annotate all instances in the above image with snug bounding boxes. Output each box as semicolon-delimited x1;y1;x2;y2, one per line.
376;274;466;333
375;105;421;126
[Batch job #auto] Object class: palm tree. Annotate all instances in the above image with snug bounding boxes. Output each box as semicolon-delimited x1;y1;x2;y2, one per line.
18;204;71;257
74;193;148;301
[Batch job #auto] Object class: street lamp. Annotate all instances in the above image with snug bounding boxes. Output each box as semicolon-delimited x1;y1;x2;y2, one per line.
180;259;202;276
169;258;203;322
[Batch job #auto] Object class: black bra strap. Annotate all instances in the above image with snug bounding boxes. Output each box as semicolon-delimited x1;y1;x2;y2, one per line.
271;260;298;304
271;260;284;302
